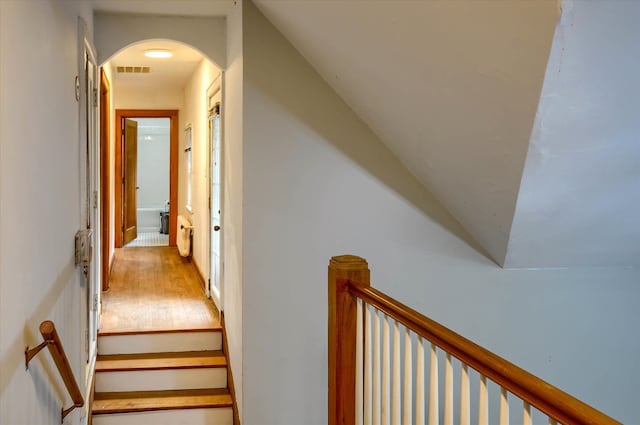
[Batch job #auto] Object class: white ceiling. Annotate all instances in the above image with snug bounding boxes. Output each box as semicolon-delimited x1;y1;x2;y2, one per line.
109;39;205;90
254;0;559;266
91;0;232;17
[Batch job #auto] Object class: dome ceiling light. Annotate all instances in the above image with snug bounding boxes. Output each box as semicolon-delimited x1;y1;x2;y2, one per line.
144;49;173;59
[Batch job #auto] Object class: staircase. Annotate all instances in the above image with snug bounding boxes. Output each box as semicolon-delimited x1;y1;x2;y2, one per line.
91;328;234;425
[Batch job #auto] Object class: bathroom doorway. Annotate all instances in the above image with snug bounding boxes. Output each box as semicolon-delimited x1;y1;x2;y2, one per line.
129;117;170;247
115;109;179;248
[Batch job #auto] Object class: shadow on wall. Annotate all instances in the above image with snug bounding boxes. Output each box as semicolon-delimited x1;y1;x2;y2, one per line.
0;259;76;396
25;324;67;415
244;4;489;261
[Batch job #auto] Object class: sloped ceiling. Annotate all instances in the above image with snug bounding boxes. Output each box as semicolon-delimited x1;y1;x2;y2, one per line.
254;0;559;266
255;0;640;268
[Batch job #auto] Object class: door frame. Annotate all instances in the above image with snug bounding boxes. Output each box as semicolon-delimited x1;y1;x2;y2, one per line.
207;74;224;309
115;109;179;247
78;16;100;376
100;68;111;290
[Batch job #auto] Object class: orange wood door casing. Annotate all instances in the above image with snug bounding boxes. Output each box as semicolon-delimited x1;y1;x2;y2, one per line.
123;118;138;245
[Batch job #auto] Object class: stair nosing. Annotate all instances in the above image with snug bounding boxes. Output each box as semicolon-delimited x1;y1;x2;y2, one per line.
95;350;227;372
92;388;232;415
98;327;222;337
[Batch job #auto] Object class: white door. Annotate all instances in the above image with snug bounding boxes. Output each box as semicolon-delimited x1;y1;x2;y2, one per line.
79;19;100;367
209;108;222;306
87;55;100;351
207;76;223;310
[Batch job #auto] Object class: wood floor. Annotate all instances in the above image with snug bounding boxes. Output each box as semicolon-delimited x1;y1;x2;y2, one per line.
100;247;219;333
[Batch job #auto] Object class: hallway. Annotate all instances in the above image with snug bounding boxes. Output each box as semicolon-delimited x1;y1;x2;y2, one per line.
100;247;219;334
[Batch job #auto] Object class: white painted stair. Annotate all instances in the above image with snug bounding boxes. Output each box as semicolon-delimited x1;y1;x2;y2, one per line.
92;329;233;425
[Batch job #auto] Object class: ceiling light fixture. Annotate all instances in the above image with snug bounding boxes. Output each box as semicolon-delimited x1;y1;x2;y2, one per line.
144;49;173;59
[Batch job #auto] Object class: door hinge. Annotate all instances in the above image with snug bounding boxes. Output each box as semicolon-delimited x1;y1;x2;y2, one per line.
92;88;98;107
85;328;89;353
93;294;99;311
93;190;98;209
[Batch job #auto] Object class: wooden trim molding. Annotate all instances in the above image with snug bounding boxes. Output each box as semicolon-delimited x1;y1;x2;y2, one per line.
100;68;111;291
114;109;179;248
221;312;241;425
88;362;96;425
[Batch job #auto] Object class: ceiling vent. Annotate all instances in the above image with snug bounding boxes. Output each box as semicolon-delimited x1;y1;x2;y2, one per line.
116;66;151;74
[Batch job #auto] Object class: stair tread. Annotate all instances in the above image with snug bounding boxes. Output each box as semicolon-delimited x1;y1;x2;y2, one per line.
92;388;232;414
96;350;226;371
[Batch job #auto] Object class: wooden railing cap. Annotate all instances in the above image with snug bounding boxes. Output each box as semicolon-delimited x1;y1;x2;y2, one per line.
39;320;55;335
329;255;368;269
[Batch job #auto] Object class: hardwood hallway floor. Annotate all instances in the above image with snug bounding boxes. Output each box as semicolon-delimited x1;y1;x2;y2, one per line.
100;246;219;333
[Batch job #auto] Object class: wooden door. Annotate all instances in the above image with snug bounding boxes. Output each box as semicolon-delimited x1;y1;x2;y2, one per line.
123;118;138;245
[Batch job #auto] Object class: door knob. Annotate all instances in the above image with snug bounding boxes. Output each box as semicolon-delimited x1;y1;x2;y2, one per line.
213;225;221;231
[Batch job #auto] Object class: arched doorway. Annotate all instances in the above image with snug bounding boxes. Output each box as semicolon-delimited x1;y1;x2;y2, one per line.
99;38;224;314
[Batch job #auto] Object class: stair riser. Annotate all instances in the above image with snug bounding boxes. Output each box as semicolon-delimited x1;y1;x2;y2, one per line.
96;368;227;392
92;407;233;425
98;331;222;354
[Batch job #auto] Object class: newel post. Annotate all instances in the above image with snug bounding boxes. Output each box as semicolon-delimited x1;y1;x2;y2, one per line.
329;255;370;425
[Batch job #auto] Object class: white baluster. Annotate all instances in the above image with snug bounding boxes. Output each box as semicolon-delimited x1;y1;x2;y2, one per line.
415;337;425;425
428;344;439;425
522;401;531;425
444;353;453;425
479;375;488;425
382;316;390;425
499;387;508;425
364;306;372;425
373;310;380;425
392;321;400;425
460;364;470;425
356;300;363;425
403;328;412;425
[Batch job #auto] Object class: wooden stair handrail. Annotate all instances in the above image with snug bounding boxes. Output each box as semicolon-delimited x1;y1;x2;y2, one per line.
25;320;85;423
347;280;621;425
328;255;621;425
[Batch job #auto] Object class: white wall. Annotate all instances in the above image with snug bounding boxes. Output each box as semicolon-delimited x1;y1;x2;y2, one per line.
0;1;94;424
223;1;244;421
506;0;640;268
181;60;220;279
241;2;640;424
253;0;559;267
134;118;170;210
103;63;116;271
113;85;184;111
94;13;226;69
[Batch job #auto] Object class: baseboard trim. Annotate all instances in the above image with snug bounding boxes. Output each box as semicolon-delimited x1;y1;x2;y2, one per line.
87;362;96;425
191;256;207;292
104;253;115;292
